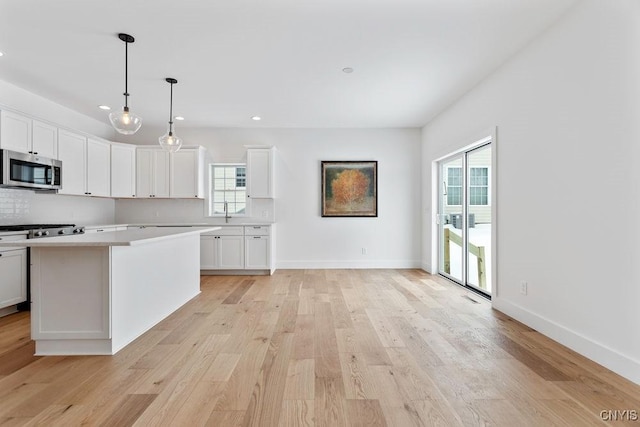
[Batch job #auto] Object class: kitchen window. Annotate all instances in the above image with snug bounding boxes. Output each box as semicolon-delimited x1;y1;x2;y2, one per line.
209;164;247;216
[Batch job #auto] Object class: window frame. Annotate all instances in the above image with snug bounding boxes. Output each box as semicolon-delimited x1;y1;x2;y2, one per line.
445;166;490;206
208;163;248;217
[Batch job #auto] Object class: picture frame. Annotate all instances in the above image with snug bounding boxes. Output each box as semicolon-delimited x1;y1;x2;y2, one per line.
321;160;378;217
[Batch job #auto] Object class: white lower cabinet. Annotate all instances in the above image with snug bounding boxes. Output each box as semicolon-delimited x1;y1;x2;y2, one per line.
245;236;270;269
200;225;273;273
244;226;270;270
200;227;244;270
0;234;28;310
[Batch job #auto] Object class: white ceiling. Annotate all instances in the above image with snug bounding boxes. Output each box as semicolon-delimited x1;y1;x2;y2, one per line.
0;0;577;129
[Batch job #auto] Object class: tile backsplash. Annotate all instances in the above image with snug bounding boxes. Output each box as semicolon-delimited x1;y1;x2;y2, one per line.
0;188;115;225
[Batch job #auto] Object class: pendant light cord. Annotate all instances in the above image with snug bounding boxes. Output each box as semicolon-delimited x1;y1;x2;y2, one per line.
168;82;174;135
124;40;129;109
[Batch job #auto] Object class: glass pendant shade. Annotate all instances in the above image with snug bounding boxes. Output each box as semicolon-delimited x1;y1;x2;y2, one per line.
158;130;182;152
109;107;142;135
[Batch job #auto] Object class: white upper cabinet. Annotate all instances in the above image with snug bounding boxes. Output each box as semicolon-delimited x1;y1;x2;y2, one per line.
170;147;206;198
247;147;274;199
136;147;170;198
86;138;111;197
0;110;31;153
111;143;137;198
31;120;58;159
137;146;206;199
58;131;111;197
0;111;58;159
57;130;87;195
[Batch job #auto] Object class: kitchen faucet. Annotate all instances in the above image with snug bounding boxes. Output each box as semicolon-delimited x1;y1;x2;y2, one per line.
224;201;230;223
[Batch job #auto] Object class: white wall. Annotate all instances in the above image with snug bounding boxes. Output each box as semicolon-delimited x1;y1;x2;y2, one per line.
422;0;640;384
0;79;116;225
117;128;423;268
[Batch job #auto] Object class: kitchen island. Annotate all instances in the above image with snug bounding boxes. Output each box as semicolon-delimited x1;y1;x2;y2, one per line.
3;226;219;356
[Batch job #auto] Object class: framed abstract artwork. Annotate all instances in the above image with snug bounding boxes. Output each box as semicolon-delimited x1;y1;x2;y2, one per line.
321;160;377;217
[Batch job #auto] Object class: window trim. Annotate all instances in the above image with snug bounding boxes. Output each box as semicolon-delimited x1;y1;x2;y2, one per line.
208;162;248;217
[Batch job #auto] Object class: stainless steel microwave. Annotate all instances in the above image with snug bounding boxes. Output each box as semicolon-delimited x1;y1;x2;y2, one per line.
0;149;62;191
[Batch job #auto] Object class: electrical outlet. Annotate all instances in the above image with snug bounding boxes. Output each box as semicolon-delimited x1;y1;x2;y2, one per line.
361;247;367;255
520;281;528;295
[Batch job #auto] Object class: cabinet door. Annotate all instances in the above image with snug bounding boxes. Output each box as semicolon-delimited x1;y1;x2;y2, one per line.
247;148;273;198
245;236;270;269
0;110;31;153
111;144;136;198
57;130;87;195
0;249;27;309
86;138;111;197
170;149;199;198
153;150;171;198
219;235;245;269
200;235;218;269
31;120;58;158
136;149;154;198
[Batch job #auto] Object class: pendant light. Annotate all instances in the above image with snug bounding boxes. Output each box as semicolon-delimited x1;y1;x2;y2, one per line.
158;77;183;152
109;33;142;135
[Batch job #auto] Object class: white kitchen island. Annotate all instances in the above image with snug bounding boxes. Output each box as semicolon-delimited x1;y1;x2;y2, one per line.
3;226;219;356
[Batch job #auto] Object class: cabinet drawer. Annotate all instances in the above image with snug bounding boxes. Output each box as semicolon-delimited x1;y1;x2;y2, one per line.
0;234;28;242
0;234;28;251
244;226;270;236
202;226;244;236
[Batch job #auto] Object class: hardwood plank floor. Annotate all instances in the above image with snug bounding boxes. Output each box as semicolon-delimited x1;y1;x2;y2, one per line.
0;269;638;426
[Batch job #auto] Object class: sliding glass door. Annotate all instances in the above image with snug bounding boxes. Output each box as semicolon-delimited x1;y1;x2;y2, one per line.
438;142;492;296
438;154;464;284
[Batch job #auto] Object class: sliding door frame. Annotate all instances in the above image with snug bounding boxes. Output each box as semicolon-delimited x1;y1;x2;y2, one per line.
432;127;498;298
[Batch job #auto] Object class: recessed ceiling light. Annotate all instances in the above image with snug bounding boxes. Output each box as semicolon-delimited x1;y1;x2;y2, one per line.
174;116;185;121
251;116;261;121
98;105;111;110
0;52;4;57
342;67;354;74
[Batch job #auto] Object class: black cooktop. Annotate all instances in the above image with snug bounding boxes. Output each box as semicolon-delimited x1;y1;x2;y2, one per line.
0;224;75;232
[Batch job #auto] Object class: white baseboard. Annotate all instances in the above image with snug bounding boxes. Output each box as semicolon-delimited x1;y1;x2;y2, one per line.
493;297;640;386
276;260;422;269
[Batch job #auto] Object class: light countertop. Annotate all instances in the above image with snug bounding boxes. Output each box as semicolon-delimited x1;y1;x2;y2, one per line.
0;226;220;247
85;221;273;229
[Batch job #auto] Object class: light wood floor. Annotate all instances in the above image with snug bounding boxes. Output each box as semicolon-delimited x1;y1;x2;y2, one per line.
0;270;639;426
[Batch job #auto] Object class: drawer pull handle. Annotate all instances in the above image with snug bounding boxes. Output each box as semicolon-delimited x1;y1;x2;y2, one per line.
253;236;261;239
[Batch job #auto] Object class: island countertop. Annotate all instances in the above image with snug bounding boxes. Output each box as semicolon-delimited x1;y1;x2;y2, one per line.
1;226;220;247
